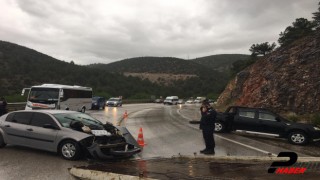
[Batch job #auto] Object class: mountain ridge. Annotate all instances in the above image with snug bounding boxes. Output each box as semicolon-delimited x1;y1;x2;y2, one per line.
0;40;236;99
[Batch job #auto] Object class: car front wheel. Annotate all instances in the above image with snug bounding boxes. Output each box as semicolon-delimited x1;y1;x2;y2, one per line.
288;131;309;145
215;122;226;133
0;133;6;148
59;140;82;160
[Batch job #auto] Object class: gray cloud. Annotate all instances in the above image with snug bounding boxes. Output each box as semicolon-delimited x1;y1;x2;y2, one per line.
0;0;318;65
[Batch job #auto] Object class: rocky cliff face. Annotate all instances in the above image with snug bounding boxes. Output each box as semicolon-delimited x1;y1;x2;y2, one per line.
217;30;320;114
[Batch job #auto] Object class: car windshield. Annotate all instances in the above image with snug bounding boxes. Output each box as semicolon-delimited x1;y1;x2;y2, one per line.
53;113;104;129
109;98;119;101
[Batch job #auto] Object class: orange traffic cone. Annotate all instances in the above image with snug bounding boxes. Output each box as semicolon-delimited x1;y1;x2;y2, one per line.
137;127;146;147
123;110;128;119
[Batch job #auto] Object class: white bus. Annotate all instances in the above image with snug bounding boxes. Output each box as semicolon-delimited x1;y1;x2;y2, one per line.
21;84;92;113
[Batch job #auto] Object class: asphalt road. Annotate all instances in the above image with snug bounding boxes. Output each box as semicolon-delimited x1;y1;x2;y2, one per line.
1;103;319;179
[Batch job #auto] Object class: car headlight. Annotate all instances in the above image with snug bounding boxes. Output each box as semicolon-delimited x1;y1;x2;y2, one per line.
314;126;320;131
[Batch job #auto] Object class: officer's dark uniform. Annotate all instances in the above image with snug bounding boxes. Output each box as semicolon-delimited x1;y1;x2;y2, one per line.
0;97;7;116
199;104;216;154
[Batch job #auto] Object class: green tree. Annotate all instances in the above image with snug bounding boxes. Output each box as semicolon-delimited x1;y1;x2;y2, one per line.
230;57;256;76
249;42;276;56
312;2;320;29
278;18;316;46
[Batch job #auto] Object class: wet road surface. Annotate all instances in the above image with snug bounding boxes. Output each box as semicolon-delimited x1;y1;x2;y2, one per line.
74;157;320;180
122;105;268;158
1;103;320;179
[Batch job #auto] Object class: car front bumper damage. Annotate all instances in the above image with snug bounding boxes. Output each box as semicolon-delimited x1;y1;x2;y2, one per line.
85;127;141;159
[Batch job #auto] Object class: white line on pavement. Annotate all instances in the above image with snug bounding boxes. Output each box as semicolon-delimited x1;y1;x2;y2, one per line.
176;109;278;157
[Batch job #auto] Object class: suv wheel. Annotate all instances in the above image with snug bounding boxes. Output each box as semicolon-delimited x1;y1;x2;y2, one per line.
59;140;82;160
0;133;6;148
288;131;309;145
215;122;225;133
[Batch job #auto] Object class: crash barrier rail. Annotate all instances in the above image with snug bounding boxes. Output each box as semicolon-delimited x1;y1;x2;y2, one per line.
7;102;27;112
7;99;153;112
122;99;153;104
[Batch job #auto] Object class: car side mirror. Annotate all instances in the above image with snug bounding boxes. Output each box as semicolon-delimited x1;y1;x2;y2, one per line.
43;124;58;129
275;117;281;122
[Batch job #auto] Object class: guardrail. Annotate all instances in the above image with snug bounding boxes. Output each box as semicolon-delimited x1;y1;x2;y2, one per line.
122;99;153;104
6;100;153;112
7;102;27;112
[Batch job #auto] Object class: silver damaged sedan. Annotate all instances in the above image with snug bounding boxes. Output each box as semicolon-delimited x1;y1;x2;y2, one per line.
0;110;141;160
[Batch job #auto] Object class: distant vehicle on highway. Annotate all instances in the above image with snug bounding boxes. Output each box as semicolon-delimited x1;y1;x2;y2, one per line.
106;97;122;107
91;96;106;110
177;99;185;104
154;99;163;103
186;99;195;104
0;110;141;160
215;106;320;145
21;84;92;113
163;96;179;105
208;99;214;103
194;97;206;103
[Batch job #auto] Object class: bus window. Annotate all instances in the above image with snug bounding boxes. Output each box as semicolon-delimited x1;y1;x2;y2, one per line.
28;88;60;102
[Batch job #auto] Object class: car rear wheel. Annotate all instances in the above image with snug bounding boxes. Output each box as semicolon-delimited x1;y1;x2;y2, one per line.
288;131;309;145
0;133;6;148
215;122;226;133
59;140;82;160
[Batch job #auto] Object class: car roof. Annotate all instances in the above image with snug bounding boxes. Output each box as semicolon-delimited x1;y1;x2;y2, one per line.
229;106;275;112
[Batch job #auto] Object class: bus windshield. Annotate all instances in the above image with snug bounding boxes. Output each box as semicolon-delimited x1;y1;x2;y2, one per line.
28;88;60;103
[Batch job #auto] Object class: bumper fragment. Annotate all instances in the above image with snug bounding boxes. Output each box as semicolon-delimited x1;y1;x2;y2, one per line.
87;142;141;159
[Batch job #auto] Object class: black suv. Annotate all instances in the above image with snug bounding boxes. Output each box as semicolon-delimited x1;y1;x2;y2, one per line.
215;106;320;145
91;96;106;110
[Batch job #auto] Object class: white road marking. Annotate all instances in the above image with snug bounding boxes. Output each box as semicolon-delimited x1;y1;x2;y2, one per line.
176;109;278;157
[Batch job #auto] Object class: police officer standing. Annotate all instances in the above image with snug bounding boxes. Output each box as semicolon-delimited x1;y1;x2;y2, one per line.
199;100;216;154
0;97;7;116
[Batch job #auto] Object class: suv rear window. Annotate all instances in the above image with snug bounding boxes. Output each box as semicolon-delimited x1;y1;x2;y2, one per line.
259;112;277;121
238;109;255;118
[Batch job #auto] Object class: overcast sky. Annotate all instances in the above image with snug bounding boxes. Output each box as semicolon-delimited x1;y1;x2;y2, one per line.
0;0;318;65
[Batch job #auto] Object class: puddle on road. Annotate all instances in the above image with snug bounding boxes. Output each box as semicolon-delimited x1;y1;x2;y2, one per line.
75;157;276;179
74;157;320;179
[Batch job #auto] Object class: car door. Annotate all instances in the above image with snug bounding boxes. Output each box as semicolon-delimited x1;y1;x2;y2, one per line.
24;112;59;152
1;112;32;146
233;108;261;132
257;111;286;135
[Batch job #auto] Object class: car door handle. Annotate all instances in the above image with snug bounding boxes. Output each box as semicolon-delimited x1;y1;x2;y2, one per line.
26;128;33;131
4;125;10;127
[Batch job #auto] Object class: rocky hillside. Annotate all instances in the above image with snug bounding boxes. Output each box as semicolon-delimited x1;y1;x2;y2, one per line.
217;30;320;114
